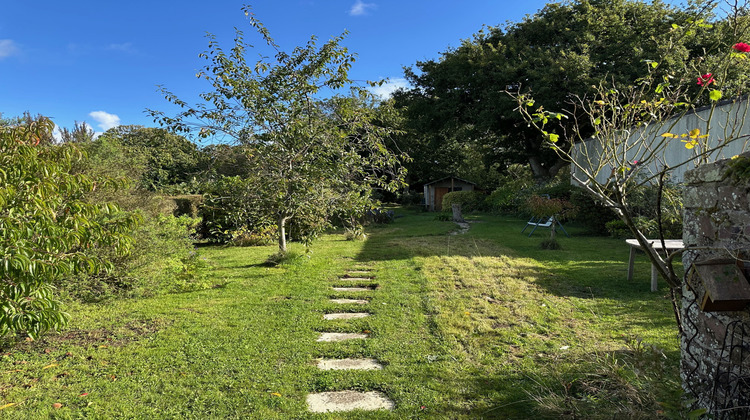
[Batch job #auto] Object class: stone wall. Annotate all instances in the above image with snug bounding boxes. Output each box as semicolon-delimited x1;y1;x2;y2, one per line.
682;152;750;418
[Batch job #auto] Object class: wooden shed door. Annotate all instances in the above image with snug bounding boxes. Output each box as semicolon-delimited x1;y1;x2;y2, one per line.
435;187;450;211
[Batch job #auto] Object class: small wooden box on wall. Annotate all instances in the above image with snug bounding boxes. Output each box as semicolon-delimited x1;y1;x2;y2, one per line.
687;259;750;312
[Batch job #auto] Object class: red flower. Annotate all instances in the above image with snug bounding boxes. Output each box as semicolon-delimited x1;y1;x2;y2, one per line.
733;42;750;52
697;73;715;86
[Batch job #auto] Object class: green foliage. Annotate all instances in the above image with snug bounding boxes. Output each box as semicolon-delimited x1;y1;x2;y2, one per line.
442;190;486;212
0;117;138;339
395;0;704;181
485;167;571;215
526;195;578;221
0;210;683;418
97;125;205;192
65;130;212;301
58;215;208;301
197;176;274;243
229;225;277;247
570;187;617;235
724;154;750;183
343;226;367;241
434;212;452;221
150;7;406;254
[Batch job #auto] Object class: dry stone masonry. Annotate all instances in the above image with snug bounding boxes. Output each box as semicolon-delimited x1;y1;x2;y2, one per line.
682;152;750;418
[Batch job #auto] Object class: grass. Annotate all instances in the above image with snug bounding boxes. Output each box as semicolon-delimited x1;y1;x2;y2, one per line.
0;208;682;418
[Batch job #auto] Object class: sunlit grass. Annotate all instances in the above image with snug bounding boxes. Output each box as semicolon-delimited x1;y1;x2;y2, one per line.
0;208;681;419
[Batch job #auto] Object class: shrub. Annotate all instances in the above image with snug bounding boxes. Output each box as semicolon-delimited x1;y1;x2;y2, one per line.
62;134;213;301
59;215;210;301
198;176;273;243
570;187;617;235
0;117;138;338
229;225;277;247
442;190;486;212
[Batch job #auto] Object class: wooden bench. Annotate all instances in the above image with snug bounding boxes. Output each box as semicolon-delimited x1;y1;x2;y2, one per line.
626;239;684;291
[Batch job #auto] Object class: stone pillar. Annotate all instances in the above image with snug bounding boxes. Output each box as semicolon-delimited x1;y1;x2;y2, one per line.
452;204;465;223
682;153;750;418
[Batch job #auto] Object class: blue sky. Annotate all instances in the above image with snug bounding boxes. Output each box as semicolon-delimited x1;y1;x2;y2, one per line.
1;1;551;137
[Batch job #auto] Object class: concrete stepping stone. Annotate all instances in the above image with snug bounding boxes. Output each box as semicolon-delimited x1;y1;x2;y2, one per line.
332;286;375;292
330;298;368;304
307;391;394;413
323;312;370;320
348;270;372;274
316;332;368;342
317;358;383;370
339;277;374;281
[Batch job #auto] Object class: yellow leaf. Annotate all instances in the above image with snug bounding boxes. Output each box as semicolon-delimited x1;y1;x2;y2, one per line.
0;403;17;410
689;128;701;138
661;133;677;138
270;392;282;397
42;363;58;370
684;140;698;149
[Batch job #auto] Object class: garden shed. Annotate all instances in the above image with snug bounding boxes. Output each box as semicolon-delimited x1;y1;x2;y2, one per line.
423;177;476;211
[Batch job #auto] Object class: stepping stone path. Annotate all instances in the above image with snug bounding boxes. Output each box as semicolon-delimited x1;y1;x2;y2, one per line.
323;312;370;320
308;267;395;413
317;332;368;342
332;286;375;292
317;358;382;370
307;391;395;413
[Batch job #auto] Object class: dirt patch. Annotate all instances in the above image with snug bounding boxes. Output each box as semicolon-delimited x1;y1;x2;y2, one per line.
5;318;172;353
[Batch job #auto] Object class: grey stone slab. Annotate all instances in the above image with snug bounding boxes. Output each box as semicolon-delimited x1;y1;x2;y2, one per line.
317;358;383;370
348;270;372;274
330;298;368;304
323;312;370;320
316;332;368;342
307;391;394;413
332;286;374;292
339;277;374;281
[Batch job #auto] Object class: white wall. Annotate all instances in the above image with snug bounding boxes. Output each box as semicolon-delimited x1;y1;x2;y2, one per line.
572;98;750;185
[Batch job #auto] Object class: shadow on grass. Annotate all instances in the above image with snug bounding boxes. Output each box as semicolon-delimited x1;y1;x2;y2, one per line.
422;344;681;419
355;211;669;304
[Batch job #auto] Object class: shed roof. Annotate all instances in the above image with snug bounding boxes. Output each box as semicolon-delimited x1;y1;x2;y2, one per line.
423;176;476;186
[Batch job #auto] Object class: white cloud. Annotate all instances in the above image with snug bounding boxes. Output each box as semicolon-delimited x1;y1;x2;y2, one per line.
106;42;135;53
52;124;63;143
0;39;19;59
370;78;409;99
89;111;121;131
349;0;376;16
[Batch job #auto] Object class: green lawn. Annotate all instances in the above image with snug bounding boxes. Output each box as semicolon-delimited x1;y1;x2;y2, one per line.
0;208;682;419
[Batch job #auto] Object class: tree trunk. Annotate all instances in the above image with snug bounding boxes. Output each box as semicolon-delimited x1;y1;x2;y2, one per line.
549;216;557;241
277;216;288;254
528;155;549;180
528;156;568;181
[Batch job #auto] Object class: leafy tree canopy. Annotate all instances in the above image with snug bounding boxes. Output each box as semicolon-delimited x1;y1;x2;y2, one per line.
97;125;205;191
394;0;732;182
149;6;407;254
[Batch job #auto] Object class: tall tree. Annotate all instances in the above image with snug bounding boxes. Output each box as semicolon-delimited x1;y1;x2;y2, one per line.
149;6;406;254
395;0;712;182
59;121;95;143
98;125;204;191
